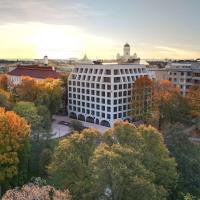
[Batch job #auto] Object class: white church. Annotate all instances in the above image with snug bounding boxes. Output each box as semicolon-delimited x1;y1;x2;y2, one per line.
116;43;140;64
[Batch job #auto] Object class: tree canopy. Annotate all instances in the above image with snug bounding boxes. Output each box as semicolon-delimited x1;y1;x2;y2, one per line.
49;121;177;200
0;107;30;183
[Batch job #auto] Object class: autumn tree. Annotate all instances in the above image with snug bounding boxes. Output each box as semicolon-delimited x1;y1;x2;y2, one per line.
0;89;12;109
0;74;8;90
15;76;38;102
2;178;71;200
48;128;101;200
49;122;177;200
14;77;63;115
100;121;177;199
131;76;153;122
187;85;200;117
152;80;191;129
35;78;63;114
91;143;165;200
0;107;30;195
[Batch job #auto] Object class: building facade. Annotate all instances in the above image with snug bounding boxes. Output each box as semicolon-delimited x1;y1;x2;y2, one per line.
68;63;149;127
166;62;200;95
149;62;200;96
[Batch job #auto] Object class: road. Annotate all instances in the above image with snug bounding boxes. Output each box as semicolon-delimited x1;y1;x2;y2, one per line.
51;115;108;139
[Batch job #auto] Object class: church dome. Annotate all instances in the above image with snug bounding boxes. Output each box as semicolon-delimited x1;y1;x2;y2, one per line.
124;43;130;48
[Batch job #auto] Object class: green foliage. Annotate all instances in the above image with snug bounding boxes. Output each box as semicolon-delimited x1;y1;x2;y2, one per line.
49;122;177;200
39;148;52;177
13;101;42;139
37;105;52;138
48;129;100;200
0;89;11;109
29;140;57;179
183;193;200;200
162;94;192;125
91;143;164;200
13;102;52;141
70;120;84;132
59;73;70;113
165;124;200;198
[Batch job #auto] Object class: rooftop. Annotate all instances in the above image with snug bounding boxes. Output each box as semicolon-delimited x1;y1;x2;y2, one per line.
7;64;59;79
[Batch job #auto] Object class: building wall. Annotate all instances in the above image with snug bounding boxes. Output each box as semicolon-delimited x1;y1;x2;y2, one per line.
68;64;150;127
7;75;42;85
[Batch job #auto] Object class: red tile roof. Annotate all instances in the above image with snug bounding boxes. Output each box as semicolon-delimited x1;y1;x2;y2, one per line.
8;64;59;79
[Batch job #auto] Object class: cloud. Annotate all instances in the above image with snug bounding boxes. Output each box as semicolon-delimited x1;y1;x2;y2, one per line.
0;0;102;25
155;46;200;59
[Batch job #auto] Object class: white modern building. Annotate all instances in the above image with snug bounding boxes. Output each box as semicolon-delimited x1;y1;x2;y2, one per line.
68;63;150;127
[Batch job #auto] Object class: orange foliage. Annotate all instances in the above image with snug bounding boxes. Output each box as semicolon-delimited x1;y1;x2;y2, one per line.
154;80;179;102
187;85;200;117
0;107;30;182
134;76;153;87
0;74;8;90
16;76;38;101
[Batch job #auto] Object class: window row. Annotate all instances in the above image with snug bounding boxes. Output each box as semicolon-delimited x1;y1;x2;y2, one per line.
73;68;146;75
70;74;144;82
69;82;133;90
69;97;131;105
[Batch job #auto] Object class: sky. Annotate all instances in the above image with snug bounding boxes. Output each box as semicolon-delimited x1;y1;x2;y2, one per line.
0;0;200;59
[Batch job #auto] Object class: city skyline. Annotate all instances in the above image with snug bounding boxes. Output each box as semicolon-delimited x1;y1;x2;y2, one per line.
0;0;200;59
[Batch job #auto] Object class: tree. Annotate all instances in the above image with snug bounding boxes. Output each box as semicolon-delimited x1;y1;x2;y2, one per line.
49;121;177;200
48;129;100;200
13;77;63;115
37;105;52;138
131;76;153;122
0;107;30;195
91;143;164;200
70;120;84;132
102;121;177;199
2;178;71;200
15;76;38;102
152;80;190;129
187;85;200;118
13;101;42;140
40;78;63;114
0;74;8;90
60;73;70;113
0;89;11;109
39;148;52;177
165;123;200;198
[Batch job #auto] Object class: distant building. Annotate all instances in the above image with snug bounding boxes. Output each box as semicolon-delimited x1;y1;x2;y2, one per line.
7;64;59;85
44;55;48;66
148;67;168;80
117;43;140;64
149;61;200;95
166;62;200;95
68;63;150;127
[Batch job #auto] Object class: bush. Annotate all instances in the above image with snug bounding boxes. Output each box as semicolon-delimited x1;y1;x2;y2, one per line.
70;120;84;132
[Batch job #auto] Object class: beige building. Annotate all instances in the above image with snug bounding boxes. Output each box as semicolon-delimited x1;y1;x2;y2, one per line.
149;62;200;96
